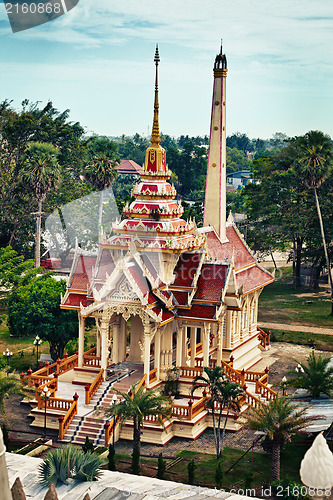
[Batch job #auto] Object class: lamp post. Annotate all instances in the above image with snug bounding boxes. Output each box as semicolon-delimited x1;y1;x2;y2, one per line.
33;335;42;371
281;376;287;396
3;348;12;375
42;385;51;440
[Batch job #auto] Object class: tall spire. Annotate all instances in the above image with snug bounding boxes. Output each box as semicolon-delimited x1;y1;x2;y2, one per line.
151;44;160;146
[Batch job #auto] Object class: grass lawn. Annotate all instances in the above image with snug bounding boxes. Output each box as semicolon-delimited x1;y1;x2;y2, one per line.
110;435;313;490
259;269;333;328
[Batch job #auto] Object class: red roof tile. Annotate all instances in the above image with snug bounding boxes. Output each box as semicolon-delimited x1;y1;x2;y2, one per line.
194;264;227;302
63;293;91;308
206;227;255;270
177;305;216;320
70;255;96;291
151;306;174;322
172;291;189;306
236;266;273;294
96;249;115;280
127;263;150;296
116;159;142;175
173;253;201;287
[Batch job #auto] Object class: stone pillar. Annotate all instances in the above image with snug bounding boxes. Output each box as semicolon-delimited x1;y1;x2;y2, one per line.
96;327;101;357
176;326;183;367
203;324;210;367
154;328;161;381
119;317;127;363
100;319;109;378
78;313;85;368
226;310;232;349
112;322;119;365
190;327;196;366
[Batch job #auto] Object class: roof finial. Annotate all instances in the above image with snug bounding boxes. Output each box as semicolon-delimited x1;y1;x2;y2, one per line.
151;44;161;146
220;38;223;54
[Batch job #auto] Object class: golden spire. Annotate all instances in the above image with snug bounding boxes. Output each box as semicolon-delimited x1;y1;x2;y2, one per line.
151;44;161;146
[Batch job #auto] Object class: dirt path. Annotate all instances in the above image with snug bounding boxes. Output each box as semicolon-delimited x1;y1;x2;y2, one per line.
259;322;333;335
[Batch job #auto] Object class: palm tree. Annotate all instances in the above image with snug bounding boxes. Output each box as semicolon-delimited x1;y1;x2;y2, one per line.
82;137;119;234
104;383;172;473
244;396;320;481
191;366;243;458
288;351;333;399
293;130;333;314
20;142;62;267
0;371;24;423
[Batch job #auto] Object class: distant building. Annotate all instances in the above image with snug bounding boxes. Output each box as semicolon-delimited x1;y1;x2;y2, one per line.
115;159;142;175
227;170;252;188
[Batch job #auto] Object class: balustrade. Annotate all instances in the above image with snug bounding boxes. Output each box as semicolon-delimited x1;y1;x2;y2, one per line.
85;369;104;405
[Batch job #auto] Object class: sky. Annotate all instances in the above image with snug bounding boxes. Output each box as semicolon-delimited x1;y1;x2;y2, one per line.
0;0;333;140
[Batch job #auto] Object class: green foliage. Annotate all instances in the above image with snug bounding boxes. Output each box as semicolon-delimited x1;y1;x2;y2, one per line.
182;201;203;226
287;351;333;398
272;478;308;500
157;452;166;480
1;423;10;450
108;444;116;471
215;460;223;489
131;445;140;475
82;136;119;191
39;444;106;486
162;366;180;398
7;276;77;360
0;247;38;307
82;436;94;454
187;458;197;485
226;146;251;174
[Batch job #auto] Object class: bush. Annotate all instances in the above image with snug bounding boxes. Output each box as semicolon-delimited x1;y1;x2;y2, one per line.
1;423;10;450
39;444;107;486
272;478;308;500
108;444;116;471
187;458;197;485
157;452;166;479
215;460;223;489
82;436;94;454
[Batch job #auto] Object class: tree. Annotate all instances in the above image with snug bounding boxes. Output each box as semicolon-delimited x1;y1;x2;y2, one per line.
293;130;333;313
103;383;172;473
245;396;320;481
287;351;333;399
19;142;62;267
191;366;242;458
39;444;106;486
0;371;24;423
157;452;166;479
7;276;78;360
187;459;197;485
0;246;37;307
81;137;120;232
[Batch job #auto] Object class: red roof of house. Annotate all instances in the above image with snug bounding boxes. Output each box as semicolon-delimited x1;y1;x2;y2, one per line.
116;159;142;175
236;266;274;294
171;291;189;306
177;304;217;320
206;226;255;270
151;306;174;323
63;293;92;308
96;249;115;280
70;255;96;291
194;264;227;302
173;252;201;288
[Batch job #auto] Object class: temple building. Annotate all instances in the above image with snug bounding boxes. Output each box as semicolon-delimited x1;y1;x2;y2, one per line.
60;45;273;388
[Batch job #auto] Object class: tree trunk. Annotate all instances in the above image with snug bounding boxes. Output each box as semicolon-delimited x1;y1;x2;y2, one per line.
271;442;280;481
35;199;42;268
313;187;333;315
133;418;141;456
211;404;219;459
293;236;303;288
220;406;230;457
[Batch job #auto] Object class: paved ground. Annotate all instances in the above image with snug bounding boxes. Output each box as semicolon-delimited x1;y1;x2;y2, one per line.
259;322;333;335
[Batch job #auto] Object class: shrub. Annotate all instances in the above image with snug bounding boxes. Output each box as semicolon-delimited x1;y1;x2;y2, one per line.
215;460;223;489
82;436;94;454
187;458;197;485
157;452;166;479
39;444;106;486
272;478;308;500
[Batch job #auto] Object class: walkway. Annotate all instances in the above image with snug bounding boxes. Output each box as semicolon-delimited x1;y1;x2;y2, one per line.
258;322;333;335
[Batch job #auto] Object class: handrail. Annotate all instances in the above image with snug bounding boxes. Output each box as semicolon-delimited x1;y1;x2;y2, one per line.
58;398;78;440
149;368;157;384
85;368;104;405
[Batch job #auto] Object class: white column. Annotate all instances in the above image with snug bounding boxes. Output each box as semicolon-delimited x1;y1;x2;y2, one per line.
176;326;183;367
119;317;127;362
154;329;161;381
181;327;188;366
112;323;119;365
216;320;223;366
226;310;232;349
190;327;196;366
144;329;151;388
96;328;101;357
203;324;210;367
100;319;108;378
78;313;85;368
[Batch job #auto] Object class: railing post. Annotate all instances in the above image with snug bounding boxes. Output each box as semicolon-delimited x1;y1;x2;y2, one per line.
53;372;58;391
104;421;110;447
229;356;234;367
58;415;64;441
241;368;245;386
20;371;25;386
27;368;33;387
85;384;90;405
56;358;61;374
188;399;193;420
